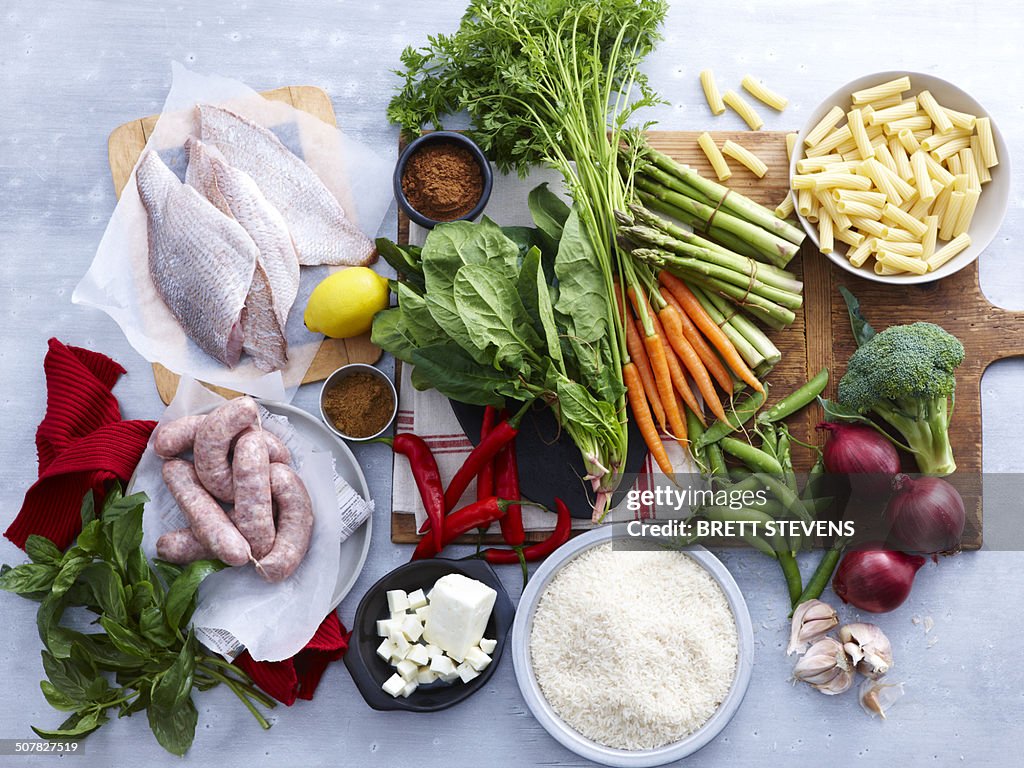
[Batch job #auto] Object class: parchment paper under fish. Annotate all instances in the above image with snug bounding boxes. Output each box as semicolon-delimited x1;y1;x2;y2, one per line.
136;150;256;368
185;137;298;372
197;104;376;267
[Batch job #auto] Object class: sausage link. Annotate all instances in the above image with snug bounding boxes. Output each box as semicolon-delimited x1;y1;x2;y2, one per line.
156;527;211;564
238;427;292;465
153;415;206;458
257;463;314;582
194;397;259;501
162;459;252;567
229;430;276;559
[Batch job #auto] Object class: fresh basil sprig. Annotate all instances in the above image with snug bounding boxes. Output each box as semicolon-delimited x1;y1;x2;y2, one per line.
0;485;275;755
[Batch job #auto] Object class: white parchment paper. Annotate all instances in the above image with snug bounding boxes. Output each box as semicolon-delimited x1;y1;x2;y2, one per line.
73;63;393;401
136;378;373;661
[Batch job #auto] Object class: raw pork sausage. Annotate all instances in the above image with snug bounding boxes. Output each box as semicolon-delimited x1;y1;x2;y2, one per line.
155;527;211;564
257;463;314;582
229;430;275;558
193;397;259;501
153;415;205;458
162;459;252;567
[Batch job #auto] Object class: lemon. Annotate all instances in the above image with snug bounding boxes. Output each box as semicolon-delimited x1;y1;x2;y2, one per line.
304;267;390;338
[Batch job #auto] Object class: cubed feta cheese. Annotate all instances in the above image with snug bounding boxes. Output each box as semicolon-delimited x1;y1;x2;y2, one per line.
428;654;457;677
396;658;419;682
456;662;480;684
386;589;410;614
401;614;424;642
405;644;430;666
382;673;406;697
464;646;492;672
376;619;391;637
415;606;431;621
390;633;411;660
400;679;419;698
376;639;396;662
424;644;443;659
416;668;439;685
407;588;428;610
440;670;460;684
422;574;496;660
390;611;408;621
479;637;497;654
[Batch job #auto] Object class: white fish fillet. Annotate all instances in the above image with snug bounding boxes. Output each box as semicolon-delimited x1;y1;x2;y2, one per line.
136;150;255;368
197;104;376;267
185;137;298;372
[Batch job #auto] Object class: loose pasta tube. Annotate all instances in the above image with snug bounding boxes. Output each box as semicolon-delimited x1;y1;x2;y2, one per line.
884;116;932;135
796;155;846;173
721;139;768;177
817;192;852;230
920;128;972;152
975;117;998;167
699;69;725;115
742;75;789;111
877;252;927;275
939;191;967;240
864;93;903;110
924;152;955;185
889;138;913;181
910;150;936;202
797;187;813;217
873;144;899;175
697;132;732;181
806;125;852;157
804;172;872;191
916;90;954;133
849;217;889;238
848;108;875;160
775;193;795;219
931;136;972;162
804;106;845;148
786;132;799;161
927;233;971;270
851;76;911;105
953;189;981;237
723;89;764;130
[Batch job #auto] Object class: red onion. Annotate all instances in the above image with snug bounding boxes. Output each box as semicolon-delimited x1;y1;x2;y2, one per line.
818;422;900;497
832;546;926;613
885;474;965;553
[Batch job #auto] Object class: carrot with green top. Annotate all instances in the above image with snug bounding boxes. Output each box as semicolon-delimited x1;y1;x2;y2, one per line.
623;362;673;475
659;286;734;393
615;283;666;431
658;302;730;423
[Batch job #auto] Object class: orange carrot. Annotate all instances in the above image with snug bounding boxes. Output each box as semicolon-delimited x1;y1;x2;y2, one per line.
627;287;688;446
659;287;734;393
659;272;764;393
623;362;672;475
615;285;665;431
659;303;730;423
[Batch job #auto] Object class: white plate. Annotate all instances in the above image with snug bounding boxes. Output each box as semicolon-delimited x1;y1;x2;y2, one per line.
511;525;754;768
791;71;1010;284
261;401;372;608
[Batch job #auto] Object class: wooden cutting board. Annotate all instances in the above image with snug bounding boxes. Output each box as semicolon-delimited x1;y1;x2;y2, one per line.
392;129;1023;549
106;85;381;404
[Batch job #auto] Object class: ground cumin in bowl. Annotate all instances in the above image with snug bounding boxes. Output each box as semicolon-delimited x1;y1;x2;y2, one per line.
394;131;493;229
319;364;397;441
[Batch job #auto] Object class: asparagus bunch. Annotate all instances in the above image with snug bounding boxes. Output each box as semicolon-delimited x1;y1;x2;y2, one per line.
630;146;806;268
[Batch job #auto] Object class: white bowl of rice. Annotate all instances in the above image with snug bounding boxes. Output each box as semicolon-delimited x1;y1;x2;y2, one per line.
511;525;754;767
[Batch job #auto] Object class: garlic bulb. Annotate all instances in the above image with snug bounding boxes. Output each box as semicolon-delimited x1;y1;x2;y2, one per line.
792;636;855;695
787;599;839;655
859;678;905;719
839;623;893;680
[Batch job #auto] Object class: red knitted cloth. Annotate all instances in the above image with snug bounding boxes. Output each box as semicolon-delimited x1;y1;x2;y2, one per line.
4;338;157;550
234;611;351;705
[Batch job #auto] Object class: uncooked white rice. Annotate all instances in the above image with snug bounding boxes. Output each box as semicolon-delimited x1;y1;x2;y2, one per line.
529;543;737;750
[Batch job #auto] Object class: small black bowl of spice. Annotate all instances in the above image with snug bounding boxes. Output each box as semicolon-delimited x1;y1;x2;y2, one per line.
394;131;493;229
319;364;398;442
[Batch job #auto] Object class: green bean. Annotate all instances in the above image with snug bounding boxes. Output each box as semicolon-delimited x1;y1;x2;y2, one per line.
758;368;829;424
778;551;803;606
694;390;767;449
720;437;783;475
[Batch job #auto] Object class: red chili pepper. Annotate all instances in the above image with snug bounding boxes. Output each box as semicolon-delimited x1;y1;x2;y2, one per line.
494;411;523;546
475;406;498;534
411;496;511;561
391;433;445;553
483;498;572;564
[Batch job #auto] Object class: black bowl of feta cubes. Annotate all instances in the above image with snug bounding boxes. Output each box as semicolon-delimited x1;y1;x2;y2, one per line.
344;557;515;711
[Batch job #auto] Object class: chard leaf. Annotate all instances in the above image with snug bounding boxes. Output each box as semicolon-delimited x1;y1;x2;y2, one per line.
454;265;543;369
528;182;570;254
370;306;418;363
409;345;507;408
555;376;618;436
501;225;542;260
554;208;610;345
396;282;448;348
516;246;544;341
535;256;565;373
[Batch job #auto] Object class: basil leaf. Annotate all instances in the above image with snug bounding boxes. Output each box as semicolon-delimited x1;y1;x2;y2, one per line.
140;606;177;648
528;182;570;254
40;681;80;712
67;632;145;672
33;709;107;740
99;617;152;658
454;264;543;368
108;508;143;576
80;562;127;624
51;555;92;599
37;593;70;656
838;286;876;347
128;580;157;617
151;633;195;710
147;694;198;757
41;649;93;701
75;520;107;558
0;562;58;597
127;548;150;588
164;560;225;630
25;535;62;566
80;490;96;527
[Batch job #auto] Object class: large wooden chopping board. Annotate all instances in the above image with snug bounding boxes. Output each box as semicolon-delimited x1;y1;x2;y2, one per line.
390;130;1020;548
106;85;381;404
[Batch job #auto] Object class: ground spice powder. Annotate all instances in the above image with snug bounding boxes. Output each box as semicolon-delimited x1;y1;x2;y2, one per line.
401;141;483;221
323;372;393;438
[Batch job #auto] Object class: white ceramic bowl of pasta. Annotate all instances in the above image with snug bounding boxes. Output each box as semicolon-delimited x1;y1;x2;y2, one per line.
790;71;1010;284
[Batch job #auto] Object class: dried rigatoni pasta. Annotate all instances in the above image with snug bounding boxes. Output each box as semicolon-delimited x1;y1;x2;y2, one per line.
921;215;939;258
882;203;929;238
848;108;875;159
722;90;764;130
804;106;845;148
818;211;835;254
775;193;795;219
916;90;953;133
721;139;768;177
910;150;936;202
699;69;725;115
786;132;799;162
741;75;789;111
969;137;992;183
867;100;918;126
697;132;732;181
927;233;971;270
975;117;998;167
944;107;977;131
877;252;928;275
851;76;911;105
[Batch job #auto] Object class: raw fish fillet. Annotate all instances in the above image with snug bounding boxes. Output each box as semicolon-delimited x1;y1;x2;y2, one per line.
197;104;376;266
186;137;298;372
136;150;256;368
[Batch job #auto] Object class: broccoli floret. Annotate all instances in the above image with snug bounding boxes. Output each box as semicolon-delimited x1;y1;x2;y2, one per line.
838;322;964;475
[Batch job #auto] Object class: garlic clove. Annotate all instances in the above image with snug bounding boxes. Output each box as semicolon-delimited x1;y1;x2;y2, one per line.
859;678;905;719
839;622;893;679
787;599;840;656
793;637;855;695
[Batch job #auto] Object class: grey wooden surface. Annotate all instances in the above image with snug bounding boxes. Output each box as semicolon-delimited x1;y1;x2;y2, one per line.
1;1;1022;766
